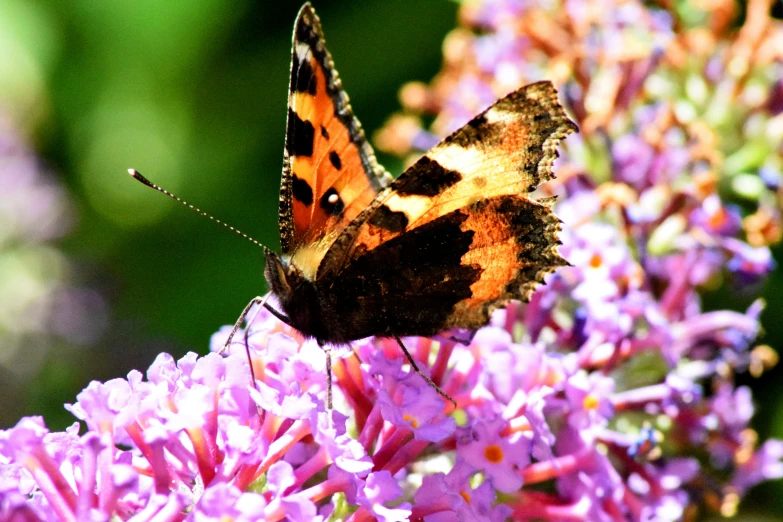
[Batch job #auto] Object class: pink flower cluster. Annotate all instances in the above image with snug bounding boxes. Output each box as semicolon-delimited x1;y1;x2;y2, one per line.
2;293;781;520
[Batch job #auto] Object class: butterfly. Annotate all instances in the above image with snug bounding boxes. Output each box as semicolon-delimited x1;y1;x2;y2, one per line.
132;3;576;407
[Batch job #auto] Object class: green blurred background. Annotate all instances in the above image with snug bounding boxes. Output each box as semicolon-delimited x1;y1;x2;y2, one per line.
1;0;782;517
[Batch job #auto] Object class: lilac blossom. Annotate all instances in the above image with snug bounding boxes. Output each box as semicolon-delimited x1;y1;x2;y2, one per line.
3;0;783;520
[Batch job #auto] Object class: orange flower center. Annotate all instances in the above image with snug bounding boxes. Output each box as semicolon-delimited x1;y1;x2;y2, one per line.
583;393;600;410
589;253;603;268
403;414;419;429
459;490;471;504
484;444;504;464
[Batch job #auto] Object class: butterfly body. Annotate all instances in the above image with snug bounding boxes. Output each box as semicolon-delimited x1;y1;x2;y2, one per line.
265;4;576;347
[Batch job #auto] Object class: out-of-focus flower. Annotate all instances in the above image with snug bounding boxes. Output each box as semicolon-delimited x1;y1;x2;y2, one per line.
0;116;106;396
3;0;783;520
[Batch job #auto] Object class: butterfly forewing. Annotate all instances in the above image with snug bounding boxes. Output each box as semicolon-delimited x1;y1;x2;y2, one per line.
280;4;392;278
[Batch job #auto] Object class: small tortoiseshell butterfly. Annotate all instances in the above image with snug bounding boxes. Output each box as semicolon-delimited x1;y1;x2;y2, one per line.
132;3;576;406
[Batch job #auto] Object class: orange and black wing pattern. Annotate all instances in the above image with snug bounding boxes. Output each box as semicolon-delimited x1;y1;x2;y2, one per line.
317;82;577;339
279;4;392;279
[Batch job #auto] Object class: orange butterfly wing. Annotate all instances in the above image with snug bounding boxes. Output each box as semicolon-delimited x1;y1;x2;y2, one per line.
316;82;576;334
279;4;392;279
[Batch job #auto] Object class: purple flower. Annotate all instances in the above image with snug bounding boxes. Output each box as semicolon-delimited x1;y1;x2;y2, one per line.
733;439;783;495
723;237;775;286
521;386;557;461
265;461;320;522
564;466;625;521
374;353;456;443
190;483;266;522
413;460;512;521
65;378;134;437
355;471;412;522
563;372;615;433
612;134;656;187
457;417;531;493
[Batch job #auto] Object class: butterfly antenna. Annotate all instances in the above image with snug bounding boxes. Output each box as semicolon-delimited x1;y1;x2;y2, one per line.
128;169;265;249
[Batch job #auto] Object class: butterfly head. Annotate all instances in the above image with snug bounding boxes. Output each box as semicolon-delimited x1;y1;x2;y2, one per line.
263;247;319;337
264;248;298;301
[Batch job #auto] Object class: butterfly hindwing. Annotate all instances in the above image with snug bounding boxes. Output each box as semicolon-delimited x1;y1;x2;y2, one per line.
316;194;567;340
314;81;576;336
280;4;392;279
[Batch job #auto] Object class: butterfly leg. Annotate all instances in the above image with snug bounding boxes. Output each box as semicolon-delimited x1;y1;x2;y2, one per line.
222;294;291;389
220;295;270;392
221;295;266;355
393;335;457;407
317;341;333;409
